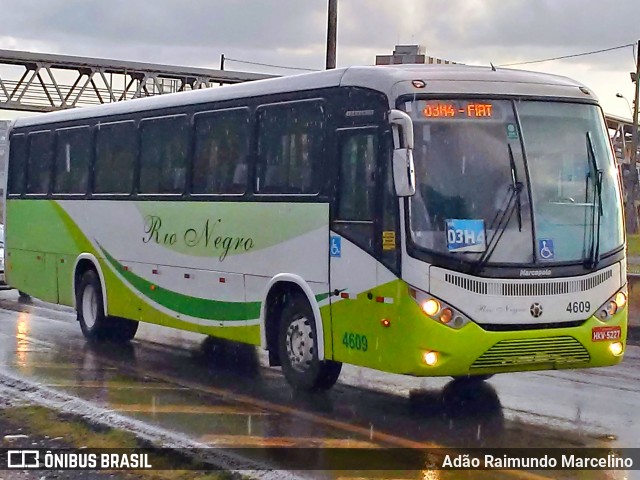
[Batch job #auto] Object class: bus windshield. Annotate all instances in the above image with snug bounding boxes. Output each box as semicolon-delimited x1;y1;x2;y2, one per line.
402;99;624;266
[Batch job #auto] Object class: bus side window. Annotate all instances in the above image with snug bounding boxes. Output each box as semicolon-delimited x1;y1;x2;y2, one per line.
8;134;26;195
54;126;91;194
26;131;53;194
192;108;249;195
94;121;136;194
256;101;324;194
140;115;189;194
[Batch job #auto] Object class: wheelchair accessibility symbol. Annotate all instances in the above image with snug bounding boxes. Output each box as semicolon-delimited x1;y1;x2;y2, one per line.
538;239;554;260
330;236;341;258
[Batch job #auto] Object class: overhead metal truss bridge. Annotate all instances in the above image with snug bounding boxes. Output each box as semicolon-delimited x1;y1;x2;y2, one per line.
0;49;274;112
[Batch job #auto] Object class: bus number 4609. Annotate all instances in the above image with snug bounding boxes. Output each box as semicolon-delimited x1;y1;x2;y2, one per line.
342;332;368;352
566;301;590;313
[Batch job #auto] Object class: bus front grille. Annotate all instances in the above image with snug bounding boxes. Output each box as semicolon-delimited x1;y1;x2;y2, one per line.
471;336;590;369
444;268;613;296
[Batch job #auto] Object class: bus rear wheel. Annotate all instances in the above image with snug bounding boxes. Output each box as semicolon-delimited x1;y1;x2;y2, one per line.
278;293;342;392
76;270;138;342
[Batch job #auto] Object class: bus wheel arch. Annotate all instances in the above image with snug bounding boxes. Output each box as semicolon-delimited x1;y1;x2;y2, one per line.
261;275;326;364
73;254;138;343
73;254;108;316
261;275;341;391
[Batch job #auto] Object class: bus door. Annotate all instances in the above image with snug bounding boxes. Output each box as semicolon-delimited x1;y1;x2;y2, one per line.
330;127;399;369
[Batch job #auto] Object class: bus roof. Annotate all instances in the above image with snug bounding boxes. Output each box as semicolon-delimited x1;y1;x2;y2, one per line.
13;64;595;128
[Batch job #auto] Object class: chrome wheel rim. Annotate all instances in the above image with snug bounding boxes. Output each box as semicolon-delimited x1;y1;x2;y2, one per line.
285;316;315;372
81;284;98;330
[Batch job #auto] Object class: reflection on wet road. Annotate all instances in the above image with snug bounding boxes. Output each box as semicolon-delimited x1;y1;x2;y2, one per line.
0;290;637;479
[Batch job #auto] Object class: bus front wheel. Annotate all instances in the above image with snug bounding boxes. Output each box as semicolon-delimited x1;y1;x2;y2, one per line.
76;270;138;342
278;293;342;392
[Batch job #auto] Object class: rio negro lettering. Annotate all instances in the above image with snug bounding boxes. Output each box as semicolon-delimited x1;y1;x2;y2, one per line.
143;215;254;261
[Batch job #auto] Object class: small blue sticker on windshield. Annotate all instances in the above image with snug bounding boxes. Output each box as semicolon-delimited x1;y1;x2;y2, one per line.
538;239;554;260
446;219;486;253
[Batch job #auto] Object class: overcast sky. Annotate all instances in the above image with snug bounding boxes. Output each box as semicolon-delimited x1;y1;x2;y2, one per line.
1;0;639;119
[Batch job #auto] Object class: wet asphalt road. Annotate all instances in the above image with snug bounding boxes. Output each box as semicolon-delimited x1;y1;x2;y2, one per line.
0;289;638;480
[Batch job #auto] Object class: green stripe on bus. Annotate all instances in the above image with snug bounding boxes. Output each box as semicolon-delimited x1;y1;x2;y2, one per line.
99;245;258;321
99;245;332;321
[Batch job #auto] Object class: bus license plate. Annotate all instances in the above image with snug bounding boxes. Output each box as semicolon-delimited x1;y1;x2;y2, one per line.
592;326;621;342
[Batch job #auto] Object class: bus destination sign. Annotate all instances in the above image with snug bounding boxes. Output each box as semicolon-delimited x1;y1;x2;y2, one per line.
422;102;493;119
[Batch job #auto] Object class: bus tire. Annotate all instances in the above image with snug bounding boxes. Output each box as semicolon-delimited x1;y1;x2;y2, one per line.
109;316;139;342
76;270;138;342
18;291;31;300
278;293;342;392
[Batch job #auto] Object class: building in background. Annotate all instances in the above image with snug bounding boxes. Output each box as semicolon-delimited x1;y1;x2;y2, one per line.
375;45;457;66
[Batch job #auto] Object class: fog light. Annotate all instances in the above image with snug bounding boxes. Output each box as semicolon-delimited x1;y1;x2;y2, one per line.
609;342;623;356
422;299;440;316
615;292;627;309
423;351;438;366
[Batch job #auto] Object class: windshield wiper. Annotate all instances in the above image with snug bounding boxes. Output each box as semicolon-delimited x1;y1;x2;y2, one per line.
471;145;523;274
472;175;523;274
585;131;603;269
508;144;523;232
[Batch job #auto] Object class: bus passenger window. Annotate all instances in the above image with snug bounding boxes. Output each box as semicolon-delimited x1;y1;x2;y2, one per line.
256;101;324;194
54;126;91;194
94;121;136;194
140;115;189;194
26;131;53;194
192;109;249;194
7;134;26;195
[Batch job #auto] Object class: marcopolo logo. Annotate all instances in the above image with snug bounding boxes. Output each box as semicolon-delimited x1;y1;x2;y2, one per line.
519;269;552;277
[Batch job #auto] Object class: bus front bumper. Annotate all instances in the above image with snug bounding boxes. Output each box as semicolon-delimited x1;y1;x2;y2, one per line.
405;309;627;377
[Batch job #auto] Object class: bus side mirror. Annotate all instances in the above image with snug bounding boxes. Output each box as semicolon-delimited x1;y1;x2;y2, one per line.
389;109;416;197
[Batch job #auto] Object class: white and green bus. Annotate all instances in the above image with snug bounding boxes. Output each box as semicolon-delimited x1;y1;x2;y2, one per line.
4;65;627;391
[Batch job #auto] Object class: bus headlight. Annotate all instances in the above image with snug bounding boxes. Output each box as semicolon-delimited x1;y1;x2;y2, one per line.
596;287;627;321
421;299;440;316
410;287;471;329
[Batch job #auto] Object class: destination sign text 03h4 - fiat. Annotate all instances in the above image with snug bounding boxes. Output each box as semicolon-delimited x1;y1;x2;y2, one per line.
422;102;494;119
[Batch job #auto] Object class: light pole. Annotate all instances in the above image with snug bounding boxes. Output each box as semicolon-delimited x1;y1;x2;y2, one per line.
622;40;640;234
616;92;633;117
326;0;337;70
